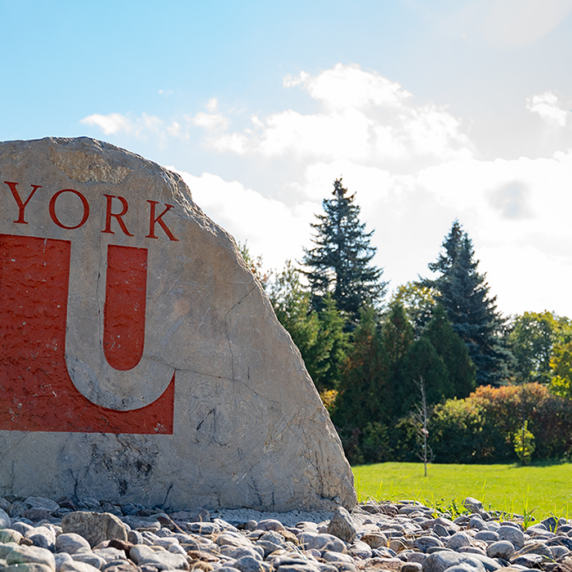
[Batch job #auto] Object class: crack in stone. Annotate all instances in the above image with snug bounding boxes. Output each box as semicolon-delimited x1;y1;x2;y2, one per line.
239;380;282;407
173;366;233;382
223;285;257;382
0;434;29;464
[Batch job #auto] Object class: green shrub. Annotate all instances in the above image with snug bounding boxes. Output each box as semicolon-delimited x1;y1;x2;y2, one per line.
512;420;535;464
424;383;572;463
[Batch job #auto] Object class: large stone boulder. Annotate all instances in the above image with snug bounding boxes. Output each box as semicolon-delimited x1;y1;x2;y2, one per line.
0;137;356;511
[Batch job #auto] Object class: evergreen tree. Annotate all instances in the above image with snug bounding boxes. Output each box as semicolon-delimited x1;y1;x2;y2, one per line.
379;303;414;418
384;303;475;418
425;221;513;386
398;337;450;418
315;293;350;391
428;221;464;277
422;304;476;398
381;302;414;378
333;306;387;428
302;179;387;326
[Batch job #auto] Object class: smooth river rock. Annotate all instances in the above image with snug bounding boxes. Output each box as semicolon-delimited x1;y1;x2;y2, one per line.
0;136;355;511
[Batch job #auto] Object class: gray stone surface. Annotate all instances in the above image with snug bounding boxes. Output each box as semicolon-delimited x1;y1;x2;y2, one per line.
56;533;92;555
415;536;445;553
486;541;515;560
326;507;357;543
299;532;347;553
4;564;54;572
24;497;60;512
0;507;11;527
0;529;23;544
446;533;471;551
497;527;525;550
62;512;128;547
55;552;74;568
463;498;484;514
0;543;56;570
0;136;355;512
71;551;107;568
422;551;485;572
61;562;101;572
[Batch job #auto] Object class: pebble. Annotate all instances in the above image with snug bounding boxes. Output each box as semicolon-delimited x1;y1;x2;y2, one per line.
0;495;571;572
486;541;515;560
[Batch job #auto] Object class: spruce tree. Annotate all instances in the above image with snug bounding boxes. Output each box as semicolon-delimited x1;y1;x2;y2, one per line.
332;306;387;429
302;179;386;326
422;304;476;398
379;303;414;418
425;221;513;386
382;303;414;378
398;337;450;417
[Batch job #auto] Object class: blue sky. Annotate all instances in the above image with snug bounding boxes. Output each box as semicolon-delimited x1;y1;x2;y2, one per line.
3;0;572;316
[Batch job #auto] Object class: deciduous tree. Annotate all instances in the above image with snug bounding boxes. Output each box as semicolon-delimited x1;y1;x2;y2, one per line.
269;261;348;392
509;311;572;385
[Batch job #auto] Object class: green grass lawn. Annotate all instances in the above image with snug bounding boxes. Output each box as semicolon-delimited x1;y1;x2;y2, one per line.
352;462;572;521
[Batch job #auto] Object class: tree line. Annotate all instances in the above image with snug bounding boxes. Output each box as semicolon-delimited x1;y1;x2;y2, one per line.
242;179;572;465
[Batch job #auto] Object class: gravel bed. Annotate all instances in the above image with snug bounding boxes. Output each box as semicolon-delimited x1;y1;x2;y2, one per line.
1;494;571;572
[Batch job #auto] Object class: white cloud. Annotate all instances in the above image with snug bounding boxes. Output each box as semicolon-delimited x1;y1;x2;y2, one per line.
286;64;410;111
79;64;572;316
80;65;473;168
187;98;230;131
81;98;232;142
80;113;133;135
191;111;229;131
417;151;572;235
526;91;568;126
170;168;318;271
480;243;572;316
209;64;474;167
80;112;187;140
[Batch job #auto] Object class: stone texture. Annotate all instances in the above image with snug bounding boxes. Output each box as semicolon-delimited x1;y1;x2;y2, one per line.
463;498;484;514
0;136;355;512
0;529;23;544
298;532;347;553
0;544;56;570
5;500;572;572
24;496;60;512
61;562;101;572
360;533;388;549
497;527;524;550
422;552;485;572
0;507;11;527
62;511;128;547
326;507;357;543
3;565;54;572
486;541;514;560
57;533;92;554
446;533;471;551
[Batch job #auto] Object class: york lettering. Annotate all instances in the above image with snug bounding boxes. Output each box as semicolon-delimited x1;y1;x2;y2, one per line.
49;189;90;230
3;181;178;241
4;181;41;224
102;194;133;236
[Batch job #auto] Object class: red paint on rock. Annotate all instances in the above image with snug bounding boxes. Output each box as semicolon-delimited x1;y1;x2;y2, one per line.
0;234;174;434
104;245;147;371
